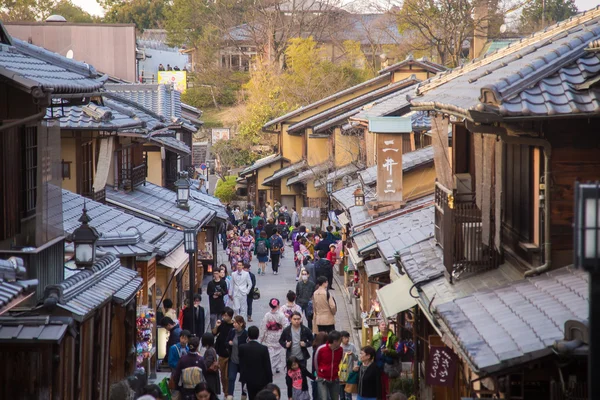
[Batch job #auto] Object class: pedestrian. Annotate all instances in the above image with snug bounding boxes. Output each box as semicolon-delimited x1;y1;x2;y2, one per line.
256;390;277;400
161;317;182;365
239;229;255;264
327;243;338;266
239;326;273;400
285;355;313;400
295;268;316;330
372;320;399;400
163;298;177;322
211;307;234;395
231;261;253;319
228;233;242;269
266;201;273;221
207;269;228;328
219;222;228;251
194;382;219;400
264;218;276;238
314;331;344;400
174;65;181;71
259;298;289;375
315;249;334;290
278;216;289;246
256;219;265;237
339;330;358;399
158;63;165;71
167;64;172;71
168;329;190;370
305;233;315;258
179;298;189;328
226;316;248;400
312;276;337;333
201;332;221;396
172;336;207;399
233;206;243;224
280;290;302;321
279;311;313;368
355;346;380;400
264;383;281;400
291;207;299;226
220;265;234;308
269;228;284;275
244;263;256;322
294;237;311;281
255;230;271;276
182;294;206;337
315;226;335;254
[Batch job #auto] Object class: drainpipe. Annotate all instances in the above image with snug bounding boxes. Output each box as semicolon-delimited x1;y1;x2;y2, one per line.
498;132;552;277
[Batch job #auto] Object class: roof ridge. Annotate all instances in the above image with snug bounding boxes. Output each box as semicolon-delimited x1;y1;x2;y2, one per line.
417;6;600;96
104;93;168;123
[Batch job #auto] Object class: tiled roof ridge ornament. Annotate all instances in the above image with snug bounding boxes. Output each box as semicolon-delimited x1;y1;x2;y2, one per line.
0;257;26;281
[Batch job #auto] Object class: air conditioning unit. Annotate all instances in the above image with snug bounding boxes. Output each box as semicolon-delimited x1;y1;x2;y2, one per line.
462;222;482;261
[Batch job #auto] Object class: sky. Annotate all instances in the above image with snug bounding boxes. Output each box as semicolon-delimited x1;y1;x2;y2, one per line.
73;0;598;18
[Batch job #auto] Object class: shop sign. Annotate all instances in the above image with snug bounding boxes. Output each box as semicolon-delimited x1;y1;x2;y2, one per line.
426;346;458;387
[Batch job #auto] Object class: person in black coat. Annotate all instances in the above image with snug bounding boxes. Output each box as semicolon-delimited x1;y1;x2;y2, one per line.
355;345;381;400
279;311;313;367
182;294;206;337
239;326;273;400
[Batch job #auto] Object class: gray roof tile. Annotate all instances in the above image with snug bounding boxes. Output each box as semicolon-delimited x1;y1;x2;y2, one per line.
0;316;74;343
240;154;285;177
0;37;107;94
411;8;600;119
262;160;307;186
46;102;143;131
436;266;588;374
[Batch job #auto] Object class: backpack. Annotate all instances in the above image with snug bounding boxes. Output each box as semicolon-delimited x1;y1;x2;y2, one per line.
271;236;282;252
256;240;268;256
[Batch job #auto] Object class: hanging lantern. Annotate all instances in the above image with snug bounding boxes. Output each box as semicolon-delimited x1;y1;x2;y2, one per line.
72;202;100;268
353;187;365;206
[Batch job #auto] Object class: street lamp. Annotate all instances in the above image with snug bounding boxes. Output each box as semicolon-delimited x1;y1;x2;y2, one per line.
183;228;197;335
574;182;600;399
72;202;100;268
353;187;365;207
174;171;191;210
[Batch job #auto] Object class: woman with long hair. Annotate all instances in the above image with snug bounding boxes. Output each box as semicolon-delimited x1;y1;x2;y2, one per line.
259;298;289;375
201;332;221;396
194;382;218;400
219;265;233;308
225;316;248;400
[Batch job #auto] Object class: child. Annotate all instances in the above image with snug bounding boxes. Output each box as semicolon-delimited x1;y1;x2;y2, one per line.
285;356;312;400
168;329;190;370
326;243;337;266
340;330;358;400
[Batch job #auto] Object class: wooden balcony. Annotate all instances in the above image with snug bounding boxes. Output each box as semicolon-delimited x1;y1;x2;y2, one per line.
117;163;146;191
83;188;106;204
434;181;499;283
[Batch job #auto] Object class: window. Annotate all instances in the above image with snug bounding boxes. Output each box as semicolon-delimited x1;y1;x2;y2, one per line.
503;143;532;241
22;126;37;217
62;160;72;179
81;141;93;195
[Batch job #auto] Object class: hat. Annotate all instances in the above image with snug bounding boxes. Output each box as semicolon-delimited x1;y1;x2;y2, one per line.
329;243;336;249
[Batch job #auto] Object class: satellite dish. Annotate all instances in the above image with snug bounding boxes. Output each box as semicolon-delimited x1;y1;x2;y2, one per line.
500;24;507;34
342;175;353;185
66;50;74;59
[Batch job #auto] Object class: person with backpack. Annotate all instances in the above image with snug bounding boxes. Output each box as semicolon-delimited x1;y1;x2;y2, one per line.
172;336;207;399
255;231;271;276
269;229;285;275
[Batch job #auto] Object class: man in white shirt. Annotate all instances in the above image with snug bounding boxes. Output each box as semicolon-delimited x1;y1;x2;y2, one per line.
231;261;253;319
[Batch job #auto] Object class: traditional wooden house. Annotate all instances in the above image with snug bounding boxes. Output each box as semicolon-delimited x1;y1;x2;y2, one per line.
362;9;600;399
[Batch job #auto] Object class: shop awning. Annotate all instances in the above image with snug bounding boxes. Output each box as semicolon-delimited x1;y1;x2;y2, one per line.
159;245;188;272
347;247;363;266
338;212;350;226
364;258;389;278
377;274;417;319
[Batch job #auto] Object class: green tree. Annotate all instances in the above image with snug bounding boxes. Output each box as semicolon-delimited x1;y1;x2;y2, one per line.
51;1;94;23
0;0;58;21
212;138;257;179
100;0;169;30
214;175;239;203
518;0;578;34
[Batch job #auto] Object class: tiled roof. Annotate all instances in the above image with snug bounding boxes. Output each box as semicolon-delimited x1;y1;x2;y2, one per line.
287;162;331;185
370;203;435;262
239;154;285;177
262;160;307;186
46;102;143;131
411;8;600;120
352;84;415;121
103;96;169;132
287;77;419;134
398;237;444;284
190;188;228;220
106;182;217;230
378;55;446;75
62;189;182;257
263;73;391;129
0;37;107;94
314;163;363;188
105;83;197;131
436;266;588;374
364;258;389;277
0;316;75;343
352;229;378;253
147;133;192;155
44;254;143;321
358;166;377;186
402;146;434;171
0;259;38;312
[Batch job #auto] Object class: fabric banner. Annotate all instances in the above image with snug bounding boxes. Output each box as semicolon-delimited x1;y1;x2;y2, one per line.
93;137;113;193
426;346;458;387
431;115;452;190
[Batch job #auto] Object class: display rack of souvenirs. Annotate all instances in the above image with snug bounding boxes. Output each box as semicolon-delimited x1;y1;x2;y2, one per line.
136;306;156;370
198;242;213;260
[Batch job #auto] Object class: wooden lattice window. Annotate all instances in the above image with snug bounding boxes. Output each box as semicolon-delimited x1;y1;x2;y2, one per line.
22;126;37;217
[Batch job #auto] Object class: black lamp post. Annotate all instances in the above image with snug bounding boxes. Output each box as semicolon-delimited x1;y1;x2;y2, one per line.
353;187;365;207
326;180;333;226
72;202;100;268
184;228;197;335
574;182;600;398
175;171;191;210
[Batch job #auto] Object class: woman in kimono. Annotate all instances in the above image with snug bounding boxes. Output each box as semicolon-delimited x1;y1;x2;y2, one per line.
259;298;289;375
228;233;242;269
239;229;255;264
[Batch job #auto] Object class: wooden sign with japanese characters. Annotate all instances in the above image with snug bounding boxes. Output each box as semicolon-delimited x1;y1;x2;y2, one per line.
426;345;458;387
376;133;404;203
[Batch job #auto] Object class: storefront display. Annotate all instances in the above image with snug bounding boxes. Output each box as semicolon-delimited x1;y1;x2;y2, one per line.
136;306;156;372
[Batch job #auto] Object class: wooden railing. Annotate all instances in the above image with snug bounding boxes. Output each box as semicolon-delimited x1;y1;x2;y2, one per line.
434;181;499;283
83;188;106;204
131;164;146;188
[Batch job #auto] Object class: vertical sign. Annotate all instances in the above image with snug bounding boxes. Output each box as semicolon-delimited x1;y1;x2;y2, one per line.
376;133;403;203
211;128;230;143
426;346;458;387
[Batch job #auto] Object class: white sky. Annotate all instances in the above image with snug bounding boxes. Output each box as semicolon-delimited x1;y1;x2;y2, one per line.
73;0;598;18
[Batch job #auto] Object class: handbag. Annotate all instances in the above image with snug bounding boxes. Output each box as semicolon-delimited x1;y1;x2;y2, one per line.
344;383;358;394
338;353;350;382
252;287;261;300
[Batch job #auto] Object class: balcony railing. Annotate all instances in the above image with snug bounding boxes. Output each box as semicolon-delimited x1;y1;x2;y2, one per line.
83;188;106;204
434;181;499;283
117;163;146;191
